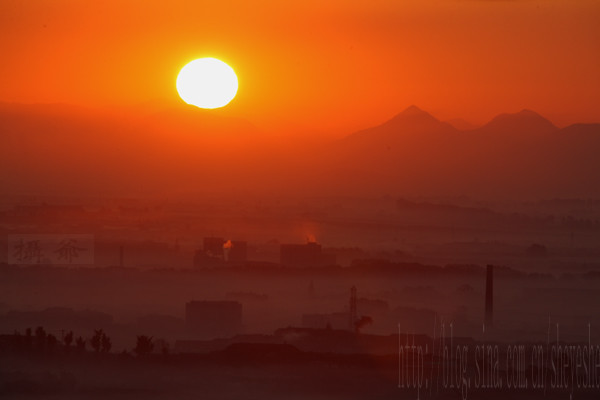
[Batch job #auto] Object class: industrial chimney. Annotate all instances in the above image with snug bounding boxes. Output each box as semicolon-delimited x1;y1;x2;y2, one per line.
485;264;494;328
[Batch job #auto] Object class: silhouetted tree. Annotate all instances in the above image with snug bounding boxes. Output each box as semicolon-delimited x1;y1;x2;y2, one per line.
154;338;169;356
134;335;154;357
101;333;112;353
46;334;57;353
12;330;23;352
90;329;104;353
34;326;47;351
63;330;74;351
75;336;86;353
24;328;33;351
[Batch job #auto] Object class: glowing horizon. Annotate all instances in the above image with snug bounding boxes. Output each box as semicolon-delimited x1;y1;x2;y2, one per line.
0;0;598;132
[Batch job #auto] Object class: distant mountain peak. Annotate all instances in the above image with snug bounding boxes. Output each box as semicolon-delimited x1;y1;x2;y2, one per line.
491;109;551;124
516;109;544;117
401;105;425;115
384;105;440;127
340;105;457;147
480;109;557;135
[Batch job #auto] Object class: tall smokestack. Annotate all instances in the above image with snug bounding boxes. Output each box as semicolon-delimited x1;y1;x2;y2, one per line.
485;264;494;328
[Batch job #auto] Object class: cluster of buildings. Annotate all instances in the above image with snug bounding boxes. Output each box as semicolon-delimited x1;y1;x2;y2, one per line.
181;266;496;344
193;237;248;268
193;237;336;268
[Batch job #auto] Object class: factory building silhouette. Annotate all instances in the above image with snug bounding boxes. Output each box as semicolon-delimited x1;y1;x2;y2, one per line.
193;236;337;268
194;237;248;268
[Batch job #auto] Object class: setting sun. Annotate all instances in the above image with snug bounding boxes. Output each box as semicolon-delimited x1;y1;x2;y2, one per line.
2;2;600;399
176;58;238;109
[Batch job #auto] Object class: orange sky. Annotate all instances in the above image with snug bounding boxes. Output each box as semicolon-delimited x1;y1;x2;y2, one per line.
1;0;599;134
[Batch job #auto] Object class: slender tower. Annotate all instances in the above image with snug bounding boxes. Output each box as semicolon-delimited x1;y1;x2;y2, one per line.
485;265;494;328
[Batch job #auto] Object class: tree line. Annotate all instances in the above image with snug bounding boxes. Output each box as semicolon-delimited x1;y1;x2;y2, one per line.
5;326;164;357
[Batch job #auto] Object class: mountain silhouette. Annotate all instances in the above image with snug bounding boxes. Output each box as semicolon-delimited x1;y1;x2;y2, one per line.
557;123;600;138
325;107;600;198
1;102;599;199
547;123;600;181
336;105;459;164
474;109;558;136
382;105;442;126
343;105;458;144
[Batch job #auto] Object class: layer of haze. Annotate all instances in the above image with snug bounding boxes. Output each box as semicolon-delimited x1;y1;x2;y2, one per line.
1;0;599;134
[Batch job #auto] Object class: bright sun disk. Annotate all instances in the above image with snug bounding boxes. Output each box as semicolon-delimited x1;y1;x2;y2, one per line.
176;58;238;109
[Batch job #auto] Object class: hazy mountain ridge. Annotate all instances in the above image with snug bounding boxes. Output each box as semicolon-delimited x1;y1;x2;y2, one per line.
1;103;599;198
328;106;600;198
474;109;558;136
341;105;459;146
